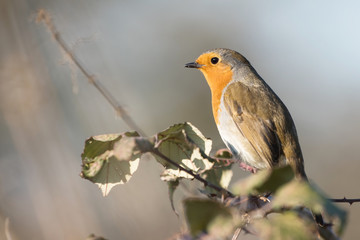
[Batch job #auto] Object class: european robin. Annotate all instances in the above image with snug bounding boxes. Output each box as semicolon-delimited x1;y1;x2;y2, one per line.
185;48;307;179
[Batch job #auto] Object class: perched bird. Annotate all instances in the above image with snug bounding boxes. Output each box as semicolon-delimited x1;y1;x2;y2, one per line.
185;48;307;179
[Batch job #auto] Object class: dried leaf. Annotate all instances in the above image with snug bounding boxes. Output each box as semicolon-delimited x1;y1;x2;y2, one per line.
81;132;140;196
202;159;233;196
154;123;213;181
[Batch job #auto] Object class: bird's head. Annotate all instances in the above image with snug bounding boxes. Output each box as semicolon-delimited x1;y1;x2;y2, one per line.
185;48;249;93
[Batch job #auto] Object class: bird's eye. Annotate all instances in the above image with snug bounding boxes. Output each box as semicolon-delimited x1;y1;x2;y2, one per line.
211;57;219;64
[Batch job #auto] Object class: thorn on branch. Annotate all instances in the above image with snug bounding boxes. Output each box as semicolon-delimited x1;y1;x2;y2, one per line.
329;197;360;205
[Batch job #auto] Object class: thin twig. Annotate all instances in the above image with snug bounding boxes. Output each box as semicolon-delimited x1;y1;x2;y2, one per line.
36;9;145;136
231;228;241;240
5;218;12;240
329;197;360;205
151;148;235;198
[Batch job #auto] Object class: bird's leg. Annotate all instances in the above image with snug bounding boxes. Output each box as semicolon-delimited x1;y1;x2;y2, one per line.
215;148;258;174
239;162;258;174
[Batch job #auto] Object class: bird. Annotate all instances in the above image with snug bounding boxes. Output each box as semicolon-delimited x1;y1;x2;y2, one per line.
185;48;307;179
185;49;326;226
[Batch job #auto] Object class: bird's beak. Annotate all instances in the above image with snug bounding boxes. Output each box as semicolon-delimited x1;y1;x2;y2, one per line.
185;62;203;69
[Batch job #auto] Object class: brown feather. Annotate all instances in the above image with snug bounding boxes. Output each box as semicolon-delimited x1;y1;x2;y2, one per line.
223;79;306;178
223;83;281;168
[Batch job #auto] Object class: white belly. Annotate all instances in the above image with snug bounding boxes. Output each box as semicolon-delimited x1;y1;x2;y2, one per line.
217;99;269;170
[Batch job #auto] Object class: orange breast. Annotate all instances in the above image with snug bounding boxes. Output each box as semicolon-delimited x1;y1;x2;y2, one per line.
201;66;233;124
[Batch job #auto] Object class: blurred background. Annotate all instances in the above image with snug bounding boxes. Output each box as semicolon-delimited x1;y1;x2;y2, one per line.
1;0;360;239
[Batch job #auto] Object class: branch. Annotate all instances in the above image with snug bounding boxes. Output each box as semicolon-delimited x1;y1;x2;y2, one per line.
36;9;145;136
329;197;360;205
151;148;235;198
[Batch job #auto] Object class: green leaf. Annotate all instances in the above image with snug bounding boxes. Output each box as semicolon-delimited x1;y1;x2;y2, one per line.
157;122;212;155
202;153;234;196
184;198;237;238
203;168;233;195
81;132;141;196
232;165;295;196
154;122;213;181
272;180;347;235
253;212;316;240
82;134;122;160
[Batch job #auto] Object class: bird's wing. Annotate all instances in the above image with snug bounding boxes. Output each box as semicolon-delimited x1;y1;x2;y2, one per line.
223;83;282;167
